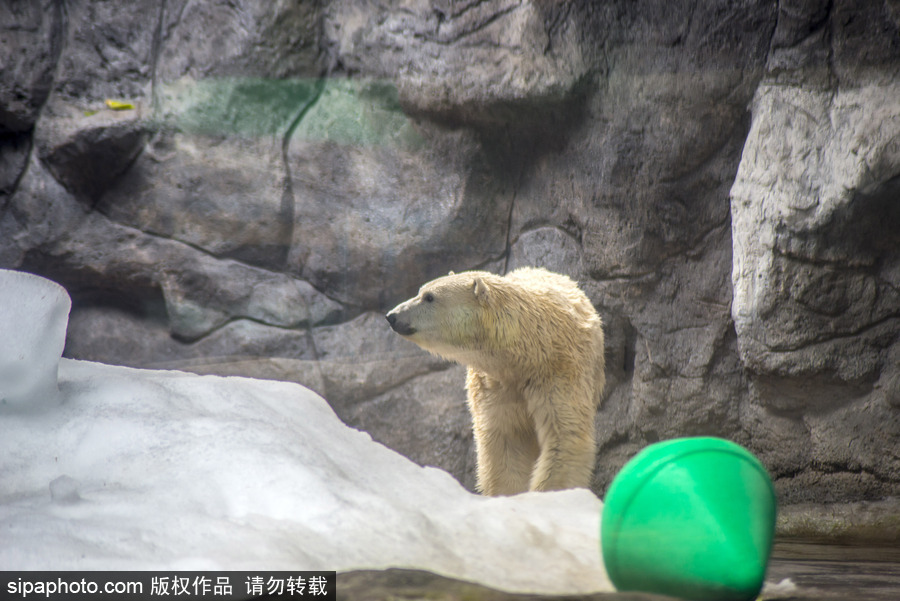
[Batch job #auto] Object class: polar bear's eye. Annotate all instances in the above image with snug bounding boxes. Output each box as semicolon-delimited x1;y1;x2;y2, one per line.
423;292;435;303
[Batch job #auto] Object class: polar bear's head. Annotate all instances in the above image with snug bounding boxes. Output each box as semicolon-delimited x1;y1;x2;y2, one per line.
385;271;492;360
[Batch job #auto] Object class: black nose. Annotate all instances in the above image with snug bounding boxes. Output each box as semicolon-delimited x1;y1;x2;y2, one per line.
385;312;416;336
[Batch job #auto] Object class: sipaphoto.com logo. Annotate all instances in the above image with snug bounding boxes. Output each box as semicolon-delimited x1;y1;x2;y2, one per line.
1;571;336;600
6;575;142;598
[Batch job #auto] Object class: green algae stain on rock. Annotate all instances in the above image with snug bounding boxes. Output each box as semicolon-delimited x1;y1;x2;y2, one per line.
160;77;319;139
291;79;424;151
159;77;422;150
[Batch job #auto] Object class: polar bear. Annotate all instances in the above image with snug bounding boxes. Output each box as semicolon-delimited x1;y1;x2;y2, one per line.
386;267;605;496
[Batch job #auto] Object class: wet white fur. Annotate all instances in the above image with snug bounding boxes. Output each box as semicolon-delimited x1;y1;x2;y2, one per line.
388;267;605;495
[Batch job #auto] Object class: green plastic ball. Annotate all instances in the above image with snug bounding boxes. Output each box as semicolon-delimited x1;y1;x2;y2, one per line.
601;437;777;601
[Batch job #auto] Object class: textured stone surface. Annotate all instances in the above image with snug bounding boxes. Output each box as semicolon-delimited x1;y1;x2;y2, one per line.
336;564;900;601
0;0;61;133
0;0;61;209
326;0;592;127
35;102;148;204
336;570;678;601
286;80;512;307
156;0;323;82
729;0;900;502
1;0;899;508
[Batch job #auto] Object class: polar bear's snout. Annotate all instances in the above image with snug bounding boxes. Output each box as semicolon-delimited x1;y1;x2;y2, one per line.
386;311;416;336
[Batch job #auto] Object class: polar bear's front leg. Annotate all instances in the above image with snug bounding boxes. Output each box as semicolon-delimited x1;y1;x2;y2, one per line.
466;370;540;496
525;381;597;492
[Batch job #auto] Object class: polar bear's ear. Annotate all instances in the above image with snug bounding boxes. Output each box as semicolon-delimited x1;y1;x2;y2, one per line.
472;276;489;302
448;270;455;276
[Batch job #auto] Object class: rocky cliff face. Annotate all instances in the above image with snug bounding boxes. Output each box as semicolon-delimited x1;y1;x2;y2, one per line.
2;0;899;504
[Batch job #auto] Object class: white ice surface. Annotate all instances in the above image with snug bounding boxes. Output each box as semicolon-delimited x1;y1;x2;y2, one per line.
0;359;610;594
0;269;70;410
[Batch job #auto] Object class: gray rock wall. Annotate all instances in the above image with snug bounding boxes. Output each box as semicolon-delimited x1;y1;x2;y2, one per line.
2;0;899;504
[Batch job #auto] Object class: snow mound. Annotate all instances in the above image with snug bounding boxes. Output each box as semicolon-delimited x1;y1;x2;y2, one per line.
0;269;70;410
0;270;610;594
